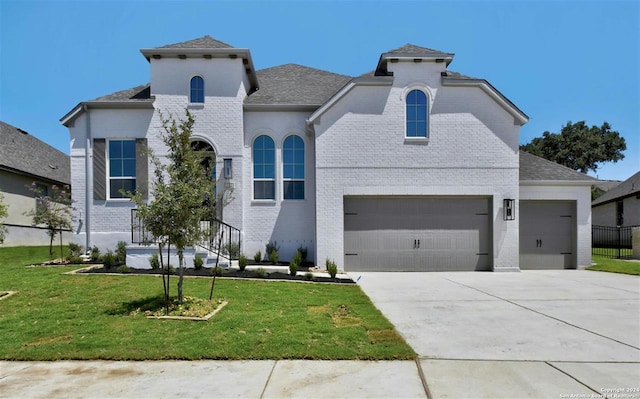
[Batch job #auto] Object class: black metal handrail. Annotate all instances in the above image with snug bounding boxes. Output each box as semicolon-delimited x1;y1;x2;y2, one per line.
131;209;241;260
592;224;639;259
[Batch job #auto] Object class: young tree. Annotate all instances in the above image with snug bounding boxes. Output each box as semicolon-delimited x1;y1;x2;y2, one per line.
0;190;8;244
25;183;73;259
129;110;216;305
521;121;626;174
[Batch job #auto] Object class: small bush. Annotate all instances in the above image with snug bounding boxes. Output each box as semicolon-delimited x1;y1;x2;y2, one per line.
304;272;315;281
90;246;100;262
222;242;240;259
254;250;262;263
238;255;248;271
115;241;127;265
265;241;279;259
149;253;160;270
68;243;84;258
269;250;279;265
297;246;308;262
326;259;338;279
194;254;204;270
292;250;303;265
211;266;223;276
103;250;116;269
289;258;299;276
117;265;131;274
255;267;266;278
164;265;176;275
68;255;84;264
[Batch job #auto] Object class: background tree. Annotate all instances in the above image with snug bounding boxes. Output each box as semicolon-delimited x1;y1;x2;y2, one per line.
129;110;216;305
25;183;73;259
0;191;8;244
520;121;626;174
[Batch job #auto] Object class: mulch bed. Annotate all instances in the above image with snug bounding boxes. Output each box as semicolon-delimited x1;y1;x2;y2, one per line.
79;266;355;284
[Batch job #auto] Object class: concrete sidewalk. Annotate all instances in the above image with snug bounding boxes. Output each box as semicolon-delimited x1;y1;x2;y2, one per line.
1;360;427;399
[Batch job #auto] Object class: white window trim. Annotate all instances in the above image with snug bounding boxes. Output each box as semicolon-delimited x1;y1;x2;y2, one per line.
106;138;136;201
189;75;205;105
252;135;277;202
403;86;432;141
282;134;305;201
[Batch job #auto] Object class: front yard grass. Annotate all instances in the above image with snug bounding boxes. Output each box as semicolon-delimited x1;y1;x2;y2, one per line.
0;246;415;360
588;255;640;276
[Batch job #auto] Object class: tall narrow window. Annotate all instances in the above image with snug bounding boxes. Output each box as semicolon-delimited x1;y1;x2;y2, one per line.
283;135;304;200
253;135;275;200
406;89;428;138
190;76;204;103
108;140;136;199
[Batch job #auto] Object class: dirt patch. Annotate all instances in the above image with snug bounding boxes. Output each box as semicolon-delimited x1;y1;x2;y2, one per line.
307;305;330;315
368;329;403;343
332;304;362;328
27;335;74;347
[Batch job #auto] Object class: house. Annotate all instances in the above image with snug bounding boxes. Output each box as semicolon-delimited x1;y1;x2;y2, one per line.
0;121;71;246
592;171;640;227
61;36;594;271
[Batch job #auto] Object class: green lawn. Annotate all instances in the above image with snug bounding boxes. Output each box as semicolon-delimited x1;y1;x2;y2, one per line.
588;255;640;276
0;246;415;360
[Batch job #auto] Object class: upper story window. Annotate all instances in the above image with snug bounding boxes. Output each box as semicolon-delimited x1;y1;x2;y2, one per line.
253;135;275;200
283;135;304;200
108;140;136;199
406;89;428;138
190;76;204;103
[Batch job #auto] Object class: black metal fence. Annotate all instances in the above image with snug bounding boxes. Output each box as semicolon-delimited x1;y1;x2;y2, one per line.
592;225;638;259
131;209;241;260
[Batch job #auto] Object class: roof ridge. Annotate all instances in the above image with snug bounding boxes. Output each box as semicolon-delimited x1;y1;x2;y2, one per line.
258;63;352;78
155;35;233;49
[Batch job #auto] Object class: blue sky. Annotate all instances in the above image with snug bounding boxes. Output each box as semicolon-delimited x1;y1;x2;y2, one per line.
1;0;638;181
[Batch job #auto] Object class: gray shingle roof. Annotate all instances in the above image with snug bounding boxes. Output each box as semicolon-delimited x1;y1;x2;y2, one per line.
0;121;70;185
89;84;151;102
155;35;233;49
519;151;595;182
246;64;352;106
592;171;640;206
385;43;453;56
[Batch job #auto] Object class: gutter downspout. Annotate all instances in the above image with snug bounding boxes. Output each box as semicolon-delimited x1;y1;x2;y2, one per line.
84;104;91;252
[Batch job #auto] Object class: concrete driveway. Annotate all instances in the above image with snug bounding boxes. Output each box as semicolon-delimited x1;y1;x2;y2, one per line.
355;270;640;398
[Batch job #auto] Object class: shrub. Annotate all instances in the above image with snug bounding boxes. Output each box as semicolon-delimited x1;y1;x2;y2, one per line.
211;266;224;276
90;246;100;263
149;253;160;270
68;256;84;264
117;265;131;274
68;243;84;258
238;255;248;271
304;272;315;281
297;246;308;262
289;258;299;277
115;241;127;265
164;265;176;275
254;250;262;263
193;254;204;270
269;250;279;265
265;241;279;259
222;242;240;259
255;267;266;278
292;250;303;265
102;250;116;269
326;259;338;279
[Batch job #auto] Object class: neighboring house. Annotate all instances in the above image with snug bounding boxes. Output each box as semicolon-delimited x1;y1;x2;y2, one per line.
592;171;640;227
0;121;71;246
61;36;594;271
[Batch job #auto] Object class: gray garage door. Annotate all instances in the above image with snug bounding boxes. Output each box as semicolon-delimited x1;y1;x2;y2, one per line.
519;200;576;269
344;197;491;272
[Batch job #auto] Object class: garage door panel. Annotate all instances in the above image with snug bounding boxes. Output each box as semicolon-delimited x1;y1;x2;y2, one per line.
344;197;491;272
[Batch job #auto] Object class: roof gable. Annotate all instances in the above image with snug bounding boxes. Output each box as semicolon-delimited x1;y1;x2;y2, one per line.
592;171;640;206
0;121;70;185
519;151;595;182
246;64;352;106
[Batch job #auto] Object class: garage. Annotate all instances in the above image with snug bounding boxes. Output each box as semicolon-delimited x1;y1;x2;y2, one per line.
519;200;576;269
344;197;492;272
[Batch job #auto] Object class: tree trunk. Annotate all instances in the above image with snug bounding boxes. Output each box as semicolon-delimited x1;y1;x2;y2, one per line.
49;230;54;259
177;249;184;304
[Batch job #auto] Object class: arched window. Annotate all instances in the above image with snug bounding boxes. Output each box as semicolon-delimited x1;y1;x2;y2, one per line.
283;135;304;200
253;135;275;200
190;76;204;103
406;89;428;138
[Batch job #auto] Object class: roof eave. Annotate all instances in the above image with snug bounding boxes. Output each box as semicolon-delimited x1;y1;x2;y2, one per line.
375;53;455;75
442;77;529;125
244;104;320;112
60;100;155;127
520;179;596;186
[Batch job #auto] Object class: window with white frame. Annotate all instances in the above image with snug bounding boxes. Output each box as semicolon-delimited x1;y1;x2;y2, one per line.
190;76;204;103
253;135;275;200
108;140;136;199
283;135;304;200
406;89;428;138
